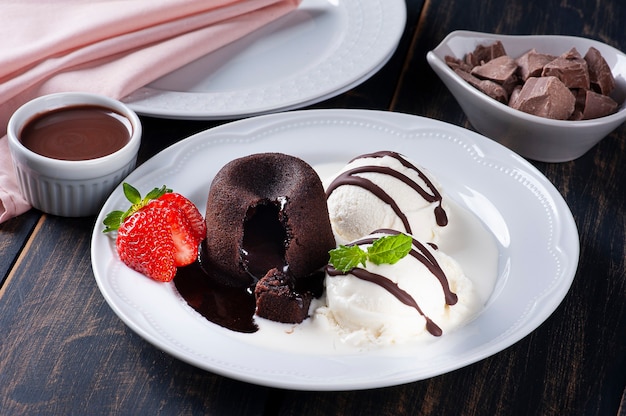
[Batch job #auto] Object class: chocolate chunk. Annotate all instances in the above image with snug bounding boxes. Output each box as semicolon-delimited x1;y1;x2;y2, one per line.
570;89;586;120
541;48;590;89
584;46;616;95
569;109;584;121
508;85;523;107
464;40;507;67
471;55;519;84
445;55;473;72
516;49;557;81
445;41;621;120
578;89;618;119
454;68;508;103
510;76;575;120
501;73;521;96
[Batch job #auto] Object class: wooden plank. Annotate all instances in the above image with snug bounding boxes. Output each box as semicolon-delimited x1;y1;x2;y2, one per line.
0;214;271;415
1;0;625;414
0;210;40;288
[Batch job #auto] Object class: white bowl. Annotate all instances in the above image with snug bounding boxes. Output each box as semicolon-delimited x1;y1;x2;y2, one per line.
7;92;142;217
427;30;626;162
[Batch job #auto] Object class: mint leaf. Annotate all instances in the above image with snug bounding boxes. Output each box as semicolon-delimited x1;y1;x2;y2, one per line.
367;233;413;265
328;233;414;272
329;245;368;272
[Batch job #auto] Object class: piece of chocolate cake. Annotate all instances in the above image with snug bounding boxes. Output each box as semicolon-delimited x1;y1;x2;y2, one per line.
254;268;312;324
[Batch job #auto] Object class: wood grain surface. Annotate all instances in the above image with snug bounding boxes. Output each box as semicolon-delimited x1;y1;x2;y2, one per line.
1;0;625;414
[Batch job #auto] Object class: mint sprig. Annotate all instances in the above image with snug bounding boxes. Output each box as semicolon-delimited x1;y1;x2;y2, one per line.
102;183;171;233
329;244;368;271
367;233;413;265
328;233;413;272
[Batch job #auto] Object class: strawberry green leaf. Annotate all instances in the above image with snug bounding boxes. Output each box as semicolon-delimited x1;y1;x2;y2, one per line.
367;233;413;265
123;183;142;204
102;210;125;232
146;185;172;200
329;245;368;272
103;182;173;233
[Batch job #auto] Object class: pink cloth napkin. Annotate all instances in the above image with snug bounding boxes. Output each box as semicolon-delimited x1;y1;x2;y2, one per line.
0;0;300;223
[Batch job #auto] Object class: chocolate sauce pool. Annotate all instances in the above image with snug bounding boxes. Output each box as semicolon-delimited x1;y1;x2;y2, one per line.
175;260;258;333
174;243;323;333
20;105;131;160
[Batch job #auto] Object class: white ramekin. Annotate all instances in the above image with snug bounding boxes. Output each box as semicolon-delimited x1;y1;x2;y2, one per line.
7;92;142;217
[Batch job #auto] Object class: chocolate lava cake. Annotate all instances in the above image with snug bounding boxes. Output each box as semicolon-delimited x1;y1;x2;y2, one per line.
203;153;336;323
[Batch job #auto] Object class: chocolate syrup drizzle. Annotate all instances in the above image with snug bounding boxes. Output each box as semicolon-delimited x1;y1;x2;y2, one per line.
326;229;458;337
325;151;448;234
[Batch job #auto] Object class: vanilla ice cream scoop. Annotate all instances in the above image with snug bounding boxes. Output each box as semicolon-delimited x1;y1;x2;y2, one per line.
317;230;479;346
324;151;449;246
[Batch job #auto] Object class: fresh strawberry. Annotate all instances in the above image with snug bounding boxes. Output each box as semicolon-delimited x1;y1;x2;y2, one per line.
158;192;206;242
116;209;176;282
103;183;206;282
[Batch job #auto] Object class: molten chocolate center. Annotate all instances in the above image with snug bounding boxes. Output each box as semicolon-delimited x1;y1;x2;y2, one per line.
241;201;288;280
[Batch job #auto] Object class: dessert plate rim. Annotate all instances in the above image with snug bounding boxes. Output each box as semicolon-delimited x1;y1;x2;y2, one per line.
91;109;579;390
121;0;407;120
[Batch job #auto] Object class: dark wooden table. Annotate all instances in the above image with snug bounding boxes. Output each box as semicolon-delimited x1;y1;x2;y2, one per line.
2;0;625;414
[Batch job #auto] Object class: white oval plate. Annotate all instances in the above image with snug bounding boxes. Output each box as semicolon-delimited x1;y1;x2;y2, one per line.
121;0;406;119
91;109;579;390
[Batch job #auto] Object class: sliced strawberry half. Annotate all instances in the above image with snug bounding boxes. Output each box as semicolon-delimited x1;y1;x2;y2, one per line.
150;197;203;267
103;183;206;282
158;192;206;242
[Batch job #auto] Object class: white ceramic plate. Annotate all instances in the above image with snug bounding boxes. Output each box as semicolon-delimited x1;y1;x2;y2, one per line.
121;0;406;119
91;109;579;390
